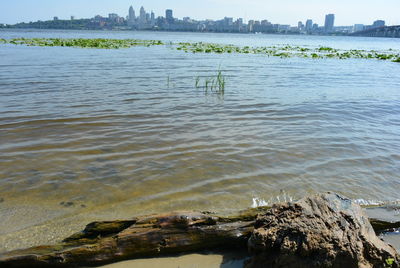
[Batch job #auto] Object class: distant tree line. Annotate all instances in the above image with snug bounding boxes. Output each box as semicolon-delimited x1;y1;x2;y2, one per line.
0;19;104;30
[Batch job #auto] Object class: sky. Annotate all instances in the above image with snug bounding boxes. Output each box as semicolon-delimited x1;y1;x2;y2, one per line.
1;0;399;26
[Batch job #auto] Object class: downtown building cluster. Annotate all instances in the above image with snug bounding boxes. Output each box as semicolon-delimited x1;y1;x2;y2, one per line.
9;5;387;35
94;6;387;34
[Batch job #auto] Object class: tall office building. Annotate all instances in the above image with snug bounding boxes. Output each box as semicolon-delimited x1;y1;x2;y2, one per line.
298;21;304;30
166;9;174;23
324;14;335;32
305;19;313;31
248;20;255;32
128;6;136;26
139;6;147;24
129;6;135;20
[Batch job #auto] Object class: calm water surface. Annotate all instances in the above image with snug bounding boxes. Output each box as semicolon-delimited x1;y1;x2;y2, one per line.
0;29;400;251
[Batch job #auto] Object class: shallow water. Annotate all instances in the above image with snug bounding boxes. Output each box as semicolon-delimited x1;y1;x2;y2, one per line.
0;29;400;251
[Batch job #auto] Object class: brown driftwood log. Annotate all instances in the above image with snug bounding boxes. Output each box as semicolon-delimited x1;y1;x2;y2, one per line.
0;210;262;268
0;197;399;268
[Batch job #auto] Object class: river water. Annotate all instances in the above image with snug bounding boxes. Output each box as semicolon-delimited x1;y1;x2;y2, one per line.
0;29;400;252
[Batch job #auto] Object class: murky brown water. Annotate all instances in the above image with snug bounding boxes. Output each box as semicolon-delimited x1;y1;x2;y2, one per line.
1;29;400;252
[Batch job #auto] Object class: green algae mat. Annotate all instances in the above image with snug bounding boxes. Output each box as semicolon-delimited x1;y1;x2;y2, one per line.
1;37;400;62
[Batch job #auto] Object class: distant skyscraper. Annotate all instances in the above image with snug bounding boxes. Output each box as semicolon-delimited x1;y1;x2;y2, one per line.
324;14;335;32
139;6;146;24
305;19;313;31
298;21;304;30
236;18;244;31
128;6;136;26
150;11;155;24
248;20;255;32
129;6;135;20
166;9;174;23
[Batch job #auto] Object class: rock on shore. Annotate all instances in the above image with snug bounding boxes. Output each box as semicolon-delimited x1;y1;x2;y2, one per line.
247;192;399;268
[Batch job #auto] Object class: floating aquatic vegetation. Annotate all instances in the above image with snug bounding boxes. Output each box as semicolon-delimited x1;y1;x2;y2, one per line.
3;37;164;49
2;37;399;63
174;42;400;63
318;47;336;52
375;53;395;60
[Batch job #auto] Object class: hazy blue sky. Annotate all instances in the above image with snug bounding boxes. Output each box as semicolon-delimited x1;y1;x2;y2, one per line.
1;0;399;26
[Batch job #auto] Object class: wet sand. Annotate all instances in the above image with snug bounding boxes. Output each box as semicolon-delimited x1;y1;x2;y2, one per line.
99;251;249;268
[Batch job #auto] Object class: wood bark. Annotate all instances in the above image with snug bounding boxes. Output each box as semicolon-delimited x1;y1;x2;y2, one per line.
0;205;398;267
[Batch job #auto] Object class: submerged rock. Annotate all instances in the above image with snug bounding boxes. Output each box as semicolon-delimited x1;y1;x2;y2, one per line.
247;192;400;268
59;201;74;207
367;206;400;234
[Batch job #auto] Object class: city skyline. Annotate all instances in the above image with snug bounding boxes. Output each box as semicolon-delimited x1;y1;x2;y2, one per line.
98;6;388;35
1;0;399;26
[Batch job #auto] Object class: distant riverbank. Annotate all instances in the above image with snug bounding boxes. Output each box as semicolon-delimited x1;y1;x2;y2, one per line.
2;22;399;38
0;20;366;37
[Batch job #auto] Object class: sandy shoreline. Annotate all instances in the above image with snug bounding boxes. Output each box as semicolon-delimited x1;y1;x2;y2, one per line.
99;251;249;268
